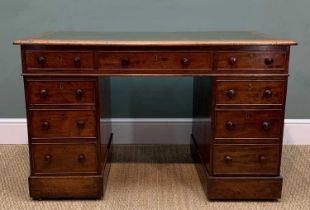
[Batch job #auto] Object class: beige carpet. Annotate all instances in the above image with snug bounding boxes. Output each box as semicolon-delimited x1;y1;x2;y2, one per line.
0;145;309;210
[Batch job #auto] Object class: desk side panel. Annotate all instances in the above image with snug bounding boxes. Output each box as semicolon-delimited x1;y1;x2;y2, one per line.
192;77;214;172
98;77;112;168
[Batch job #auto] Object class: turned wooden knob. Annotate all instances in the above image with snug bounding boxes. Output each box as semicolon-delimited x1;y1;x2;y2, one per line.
74;57;81;65
224;156;233;162
37;56;45;65
262;121;271;131
181;57;189;65
259;155;267;162
39;89;47;98
226;89;235;98
225;121;235;130
264;89;272;98
78;154;86;163
229;57;237;65
76;120;85;129
75;89;83;98
44;154;52;162
41;121;49;130
264;57;274;65
121;57;129;66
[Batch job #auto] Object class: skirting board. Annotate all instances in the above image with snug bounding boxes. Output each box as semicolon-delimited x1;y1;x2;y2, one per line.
0;118;309;145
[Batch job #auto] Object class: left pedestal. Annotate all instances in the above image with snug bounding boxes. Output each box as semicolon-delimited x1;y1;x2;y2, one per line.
24;77;112;199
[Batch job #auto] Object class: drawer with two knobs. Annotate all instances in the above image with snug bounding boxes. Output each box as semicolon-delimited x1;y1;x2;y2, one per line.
97;51;213;70
31;142;98;175
214;109;283;140
25;79;97;105
212;144;281;176
215;79;286;105
24;51;94;71
214;51;287;71
29;109;97;138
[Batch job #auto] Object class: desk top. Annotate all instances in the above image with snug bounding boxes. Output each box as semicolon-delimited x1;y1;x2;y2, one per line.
14;31;297;46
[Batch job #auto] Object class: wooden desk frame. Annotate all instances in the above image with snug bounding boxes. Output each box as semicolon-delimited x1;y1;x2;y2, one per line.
14;31;296;200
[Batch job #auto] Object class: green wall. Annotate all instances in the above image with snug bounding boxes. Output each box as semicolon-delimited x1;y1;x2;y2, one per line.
0;0;308;118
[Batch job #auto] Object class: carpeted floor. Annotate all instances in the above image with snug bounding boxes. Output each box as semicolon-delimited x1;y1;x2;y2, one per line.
0;145;309;210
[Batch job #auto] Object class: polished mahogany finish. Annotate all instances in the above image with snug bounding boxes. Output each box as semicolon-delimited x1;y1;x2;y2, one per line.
215;79;285;105
214;110;283;138
206;175;283;200
213;144;280;175
215;51;287;70
29;110;97;138
29;175;104;198
14;31;296;200
25;51;94;71
31;143;98;174
26;79;96;105
97;51;213;70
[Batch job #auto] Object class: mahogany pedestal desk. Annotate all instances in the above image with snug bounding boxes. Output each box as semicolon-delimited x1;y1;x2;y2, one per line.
14;31;297;200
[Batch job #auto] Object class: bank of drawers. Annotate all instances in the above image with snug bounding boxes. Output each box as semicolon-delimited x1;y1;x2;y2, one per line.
23;50;286;72
25;78;99;175
212;79;286;176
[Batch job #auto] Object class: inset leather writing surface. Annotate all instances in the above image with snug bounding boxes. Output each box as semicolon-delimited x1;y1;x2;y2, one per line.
14;31;297;46
38;31;277;40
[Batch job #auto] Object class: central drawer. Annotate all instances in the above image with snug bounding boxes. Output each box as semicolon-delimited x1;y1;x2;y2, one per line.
97;51;212;70
213;144;280;175
214;110;283;139
31;143;98;174
30;110;97;138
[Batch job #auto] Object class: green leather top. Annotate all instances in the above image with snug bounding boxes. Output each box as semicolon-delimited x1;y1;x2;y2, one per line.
14;31;297;46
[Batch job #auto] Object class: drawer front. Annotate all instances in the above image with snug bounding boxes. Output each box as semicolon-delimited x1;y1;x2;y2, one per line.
214;110;283;139
213;144;280;175
215;52;286;70
32;143;97;174
30;110;96;138
25;51;94;70
215;80;285;105
27;80;96;105
97;51;212;70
